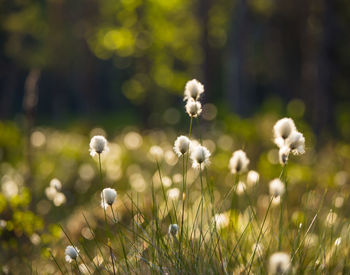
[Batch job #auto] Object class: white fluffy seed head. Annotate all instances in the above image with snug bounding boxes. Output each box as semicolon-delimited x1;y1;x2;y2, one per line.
173;135;190;157
184;79;204;101
268;252;291;275
65;245;79;263
185;99;202;118
279;146;291;165
273;118;296;146
168;224;179;237
190;144;211;169
214;213;229;230
236;181;246;196
50;178;62;191
89;135;109;157
269;179;285;197
101;188;117;209
247;170;259;187
229;150;250;174
285;131;305;155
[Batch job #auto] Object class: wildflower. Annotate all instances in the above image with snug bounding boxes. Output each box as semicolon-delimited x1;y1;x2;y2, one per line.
285;131;305;155
214;213;229;230
184;79;204;101
45;186;57;200
149;145;164;161
50;178;62;191
247;170;259;187
190;144;211;169
236;181;246;195
273;118;296;147
228;150;250;174
173;135;191;157
101;188;117;209
278;146;290;165
269;179;285;197
268;252;291;274
65;245;79;263
185;98;202;118
53;192;66;206
89;135;109;157
168;224;179;237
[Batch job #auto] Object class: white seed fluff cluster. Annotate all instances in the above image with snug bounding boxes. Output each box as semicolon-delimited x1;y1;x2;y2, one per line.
229;150;250;174
173;135;191;157
185;99;202;118
236;181;246;195
268;252;291;275
190;144;211;169
184;79;204;101
273;118;305;164
183;79;204;118
89;135;109;157
45;178;66;206
101;188;117;209
247;170;259;187
269;179;285;197
168;224;179;237
65;245;79;263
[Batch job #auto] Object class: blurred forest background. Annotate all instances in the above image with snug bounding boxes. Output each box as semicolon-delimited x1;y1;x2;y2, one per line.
0;0;349;140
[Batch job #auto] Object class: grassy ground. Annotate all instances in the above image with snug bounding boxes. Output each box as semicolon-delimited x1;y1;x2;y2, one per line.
0;94;349;274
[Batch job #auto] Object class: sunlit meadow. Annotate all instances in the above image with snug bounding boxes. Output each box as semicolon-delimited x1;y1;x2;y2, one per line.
0;80;350;274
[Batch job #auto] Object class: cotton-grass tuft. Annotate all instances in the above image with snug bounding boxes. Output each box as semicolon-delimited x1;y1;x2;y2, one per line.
269;179;285;197
184;79;204;101
65;245;79;263
247;170;259;187
89;135;109;157
285;131;305;155
168;224;179;237
273;118;296;147
229;150;250;174
185;98;202;118
278;146;290;165
101;188;117;209
173;135;191;157
190;144;211;169
268;252;291;274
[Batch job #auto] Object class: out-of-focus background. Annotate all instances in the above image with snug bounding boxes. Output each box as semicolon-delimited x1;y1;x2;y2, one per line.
1;0;349;137
0;0;350;273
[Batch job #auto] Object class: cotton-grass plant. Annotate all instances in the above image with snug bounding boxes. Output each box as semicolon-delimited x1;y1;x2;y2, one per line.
55;80;320;274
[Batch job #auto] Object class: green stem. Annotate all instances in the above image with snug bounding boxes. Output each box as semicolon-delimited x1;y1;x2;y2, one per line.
75;259;81;275
247;196;274;275
98;154;108;229
200;164;204;240
180;154;186;249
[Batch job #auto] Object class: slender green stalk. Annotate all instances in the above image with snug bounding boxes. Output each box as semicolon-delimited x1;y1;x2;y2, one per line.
75;259;81;275
156;160;172;223
98;154;108;228
108;240;116;275
110;206;117;223
278;163;287;251
200;164;204;241
49;250;65;275
180;154;186;248
246;196;274;275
